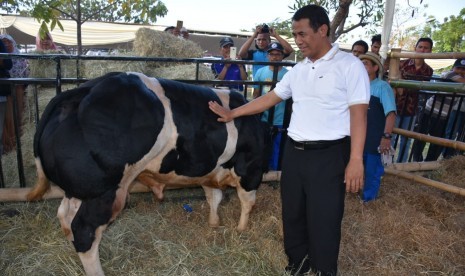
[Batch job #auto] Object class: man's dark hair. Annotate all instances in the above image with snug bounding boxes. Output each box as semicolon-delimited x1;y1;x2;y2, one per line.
292;4;330;36
416;37;433;49
164;26;175;32
371;34;381;45
352;40;369;53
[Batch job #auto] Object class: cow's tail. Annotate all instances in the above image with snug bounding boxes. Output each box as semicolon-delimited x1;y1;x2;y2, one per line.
26;158;51;201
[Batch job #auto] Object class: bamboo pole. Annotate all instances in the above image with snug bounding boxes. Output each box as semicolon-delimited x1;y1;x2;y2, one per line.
388;48;401;80
389;80;465;93
393;127;465;150
384;168;465;197
390;51;465;60
386;161;442;172
0;171;282;203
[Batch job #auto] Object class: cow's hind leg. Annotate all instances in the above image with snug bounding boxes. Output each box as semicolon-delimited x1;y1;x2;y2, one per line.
236;186;256;231
202;186;223;228
27;158;51;201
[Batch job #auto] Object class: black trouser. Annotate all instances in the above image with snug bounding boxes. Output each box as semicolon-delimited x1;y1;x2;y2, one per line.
281;137;350;275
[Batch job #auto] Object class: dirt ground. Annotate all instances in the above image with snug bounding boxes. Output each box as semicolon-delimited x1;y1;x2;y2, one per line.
1;157;465;275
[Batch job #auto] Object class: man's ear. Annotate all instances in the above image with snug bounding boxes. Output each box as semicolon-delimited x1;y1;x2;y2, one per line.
319;24;328;36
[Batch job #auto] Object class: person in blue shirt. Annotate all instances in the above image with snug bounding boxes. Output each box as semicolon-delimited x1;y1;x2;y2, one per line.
359;52;396;202
238;24;294;78
253;42;289;170
211;37;247;91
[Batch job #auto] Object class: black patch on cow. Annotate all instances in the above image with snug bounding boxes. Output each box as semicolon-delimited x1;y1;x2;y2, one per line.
70;189;116;253
35;73;165;199
157;79;228;176
159;149;178;173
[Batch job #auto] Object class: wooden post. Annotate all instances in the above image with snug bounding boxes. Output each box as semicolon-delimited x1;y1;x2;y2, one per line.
393;127;465;151
0;172;283;202
387;161;442;172
388;48;401;80
385;168;465;197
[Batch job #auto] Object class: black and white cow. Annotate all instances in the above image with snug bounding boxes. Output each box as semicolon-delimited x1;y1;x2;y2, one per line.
27;72;268;275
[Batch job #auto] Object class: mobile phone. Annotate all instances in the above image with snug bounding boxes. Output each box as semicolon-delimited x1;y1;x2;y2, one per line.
230;47;237;60
176;20;183;29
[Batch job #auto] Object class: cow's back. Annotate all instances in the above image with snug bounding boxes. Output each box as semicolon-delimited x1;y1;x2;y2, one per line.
35;73;165;199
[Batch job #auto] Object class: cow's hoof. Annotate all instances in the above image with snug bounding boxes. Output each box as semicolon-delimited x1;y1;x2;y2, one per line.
236;225;248;232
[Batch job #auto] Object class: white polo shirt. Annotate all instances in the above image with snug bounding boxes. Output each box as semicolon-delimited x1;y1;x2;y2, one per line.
274;44;370;141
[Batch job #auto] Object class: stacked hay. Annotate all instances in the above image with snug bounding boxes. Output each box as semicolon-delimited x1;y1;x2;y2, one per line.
28;28;215;81
28;50;84;78
133;28;215;80
81;56;147;79
134;27;204;60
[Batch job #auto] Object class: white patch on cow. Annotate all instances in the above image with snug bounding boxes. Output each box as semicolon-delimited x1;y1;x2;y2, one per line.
202;186;223;227
57;197;82;241
236;186;256;231
78;225;107;276
212;89;239;166
111;73;178;197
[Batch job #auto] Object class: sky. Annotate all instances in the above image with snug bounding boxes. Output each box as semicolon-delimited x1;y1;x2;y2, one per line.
156;0;464;44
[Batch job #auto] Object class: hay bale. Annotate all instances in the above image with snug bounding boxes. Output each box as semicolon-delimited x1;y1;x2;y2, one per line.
146;64;215;80
133;28;204;66
82;58;147;79
28;55;84;78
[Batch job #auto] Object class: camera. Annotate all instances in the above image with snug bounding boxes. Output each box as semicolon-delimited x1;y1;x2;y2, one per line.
261;24;270;33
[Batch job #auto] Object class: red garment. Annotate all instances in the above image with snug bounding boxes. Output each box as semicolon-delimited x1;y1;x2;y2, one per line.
396;59;433;116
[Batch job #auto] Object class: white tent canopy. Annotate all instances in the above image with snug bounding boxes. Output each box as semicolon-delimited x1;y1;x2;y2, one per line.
0;14;455;70
0;15;164;46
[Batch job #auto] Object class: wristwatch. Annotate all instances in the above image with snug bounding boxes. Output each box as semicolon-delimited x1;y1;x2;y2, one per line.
381;133;392;139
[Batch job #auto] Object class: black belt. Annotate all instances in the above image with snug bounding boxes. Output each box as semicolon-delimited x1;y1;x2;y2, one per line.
290;136;349;150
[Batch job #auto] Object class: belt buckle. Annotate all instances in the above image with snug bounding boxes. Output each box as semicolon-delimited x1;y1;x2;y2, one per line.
294;142;305;150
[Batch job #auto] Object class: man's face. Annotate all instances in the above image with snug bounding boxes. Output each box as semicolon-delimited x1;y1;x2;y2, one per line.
1;38;13;53
361;59;378;78
255;33;270;50
267;50;284;62
371;42;381;54
292;18;327;60
453;66;465;77
220;44;232;58
415;41;432;53
351;45;366;57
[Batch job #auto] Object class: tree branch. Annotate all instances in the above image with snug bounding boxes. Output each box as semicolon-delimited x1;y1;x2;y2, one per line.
329;0;352;42
81;2;118;24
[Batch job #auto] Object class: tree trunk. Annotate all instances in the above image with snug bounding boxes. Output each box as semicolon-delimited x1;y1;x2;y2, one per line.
77;0;82;55
329;0;352;42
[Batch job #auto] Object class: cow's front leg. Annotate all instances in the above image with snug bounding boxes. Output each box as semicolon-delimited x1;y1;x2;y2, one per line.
202;185;223;228
58;197;106;276
78;225;106;276
236;186;256;231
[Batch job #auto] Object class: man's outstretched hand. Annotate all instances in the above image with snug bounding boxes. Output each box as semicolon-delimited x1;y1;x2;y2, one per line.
209;101;234;122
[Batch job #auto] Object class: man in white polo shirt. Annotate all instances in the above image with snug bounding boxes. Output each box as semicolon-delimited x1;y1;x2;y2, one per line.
209;4;369;276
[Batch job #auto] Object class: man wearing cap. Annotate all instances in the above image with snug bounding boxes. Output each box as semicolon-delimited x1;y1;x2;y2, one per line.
238;24;294;78
359;52;396;202
211;37;247;91
253;42;289;170
443;58;465;158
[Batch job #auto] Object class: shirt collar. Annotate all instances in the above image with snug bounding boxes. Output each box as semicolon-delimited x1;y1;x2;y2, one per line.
303;43;340;64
